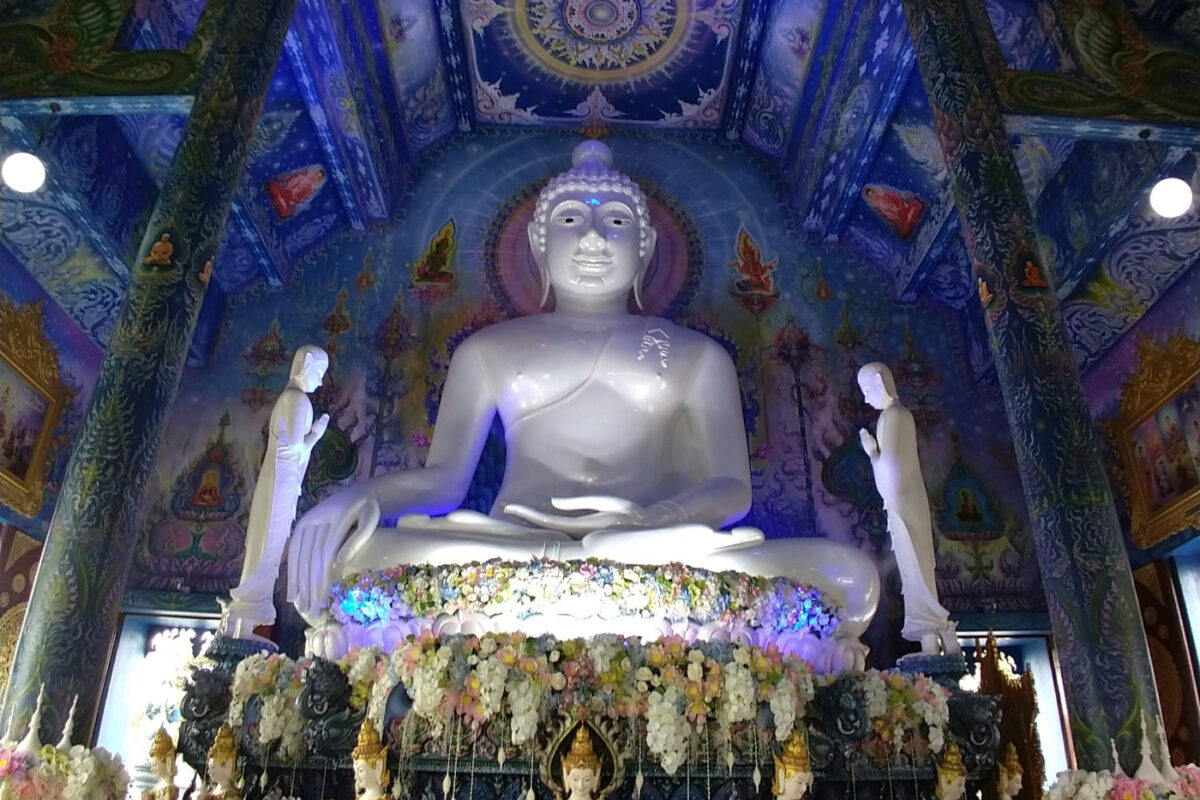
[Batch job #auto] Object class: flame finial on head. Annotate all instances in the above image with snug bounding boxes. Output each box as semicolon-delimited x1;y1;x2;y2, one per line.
561;724;602;775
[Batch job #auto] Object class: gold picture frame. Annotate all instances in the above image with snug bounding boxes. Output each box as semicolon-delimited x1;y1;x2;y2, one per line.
0;296;65;518
1108;331;1200;550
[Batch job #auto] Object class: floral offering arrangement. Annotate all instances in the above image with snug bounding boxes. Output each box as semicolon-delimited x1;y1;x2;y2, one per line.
328;558;842;638
1045;763;1200;800
229;651;308;764
0;693;129;800
224;632;951;776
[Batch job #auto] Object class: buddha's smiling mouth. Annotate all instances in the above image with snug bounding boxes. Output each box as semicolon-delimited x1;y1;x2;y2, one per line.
571;256;612;273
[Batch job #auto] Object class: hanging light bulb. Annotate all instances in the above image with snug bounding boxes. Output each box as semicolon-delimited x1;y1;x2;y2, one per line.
1149;176;1193;218
1;151;47;193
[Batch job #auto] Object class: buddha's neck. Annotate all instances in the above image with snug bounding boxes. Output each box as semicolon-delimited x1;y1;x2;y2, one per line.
552;293;631;317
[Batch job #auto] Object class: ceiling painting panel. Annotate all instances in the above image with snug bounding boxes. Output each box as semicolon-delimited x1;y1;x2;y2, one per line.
461;0;743;126
742;0;826;156
377;0;458;149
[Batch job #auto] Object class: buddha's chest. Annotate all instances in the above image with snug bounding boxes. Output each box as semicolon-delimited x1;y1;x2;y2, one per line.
481;323;690;422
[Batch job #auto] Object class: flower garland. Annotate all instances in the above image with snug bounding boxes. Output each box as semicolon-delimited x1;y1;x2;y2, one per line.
224;633;954;776
1046;764;1200;800
229;652;306;763
328;559;842;638
0;743;128;800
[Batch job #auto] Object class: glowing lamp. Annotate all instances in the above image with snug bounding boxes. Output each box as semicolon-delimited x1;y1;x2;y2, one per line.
1149;176;1193;218
1;151;47;193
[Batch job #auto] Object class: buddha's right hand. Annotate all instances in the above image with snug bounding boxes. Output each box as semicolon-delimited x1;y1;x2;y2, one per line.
286;488;381;626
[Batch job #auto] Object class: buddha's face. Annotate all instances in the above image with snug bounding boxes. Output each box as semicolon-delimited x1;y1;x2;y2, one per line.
207;755;234;788
150;755;174;782
776;769;813;800
999;768;1022;799
354;759;384;796
298;356;328;392
563;766;600;799
857;369;888;410
536;188;654;305
937;773;966;800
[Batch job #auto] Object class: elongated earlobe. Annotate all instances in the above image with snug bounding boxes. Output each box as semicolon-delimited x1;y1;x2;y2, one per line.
539;265;552;308
633;273;644;310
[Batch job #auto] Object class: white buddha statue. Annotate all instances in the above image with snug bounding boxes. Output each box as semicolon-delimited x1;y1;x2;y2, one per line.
286;141;878;657
857;362;958;656
223;346;330;640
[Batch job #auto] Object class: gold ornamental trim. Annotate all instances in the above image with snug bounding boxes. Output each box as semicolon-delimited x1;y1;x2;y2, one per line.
0;296;66;518
1106;331;1200;550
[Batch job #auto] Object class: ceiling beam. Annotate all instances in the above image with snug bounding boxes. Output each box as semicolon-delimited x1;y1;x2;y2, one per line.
0;117;129;282
284;0;392;230
721;0;771;140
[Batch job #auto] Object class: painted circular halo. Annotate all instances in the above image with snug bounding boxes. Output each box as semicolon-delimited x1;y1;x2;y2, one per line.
513;0;688;82
484;180;701;319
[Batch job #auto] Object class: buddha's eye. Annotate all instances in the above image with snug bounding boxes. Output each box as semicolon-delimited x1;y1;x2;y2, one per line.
608;217;630;226
557;214;581;224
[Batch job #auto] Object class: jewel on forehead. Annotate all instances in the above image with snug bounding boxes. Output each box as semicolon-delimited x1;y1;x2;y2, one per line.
589;198;600;205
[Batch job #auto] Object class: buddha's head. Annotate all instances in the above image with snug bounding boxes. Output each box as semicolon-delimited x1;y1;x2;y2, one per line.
936;742;968;800
997;743;1022;800
291;345;329;392
528;140;658;310
206;723;239;789
352;720;390;796
772;728;813;800
559;725;603;800
857;362;898;410
149;726;177;783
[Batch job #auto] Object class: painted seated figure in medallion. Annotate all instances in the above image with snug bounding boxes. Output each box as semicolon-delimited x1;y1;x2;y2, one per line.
285;141;878;664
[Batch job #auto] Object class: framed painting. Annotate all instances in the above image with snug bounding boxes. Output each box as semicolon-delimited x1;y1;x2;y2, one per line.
1109;332;1200;549
0;297;65;518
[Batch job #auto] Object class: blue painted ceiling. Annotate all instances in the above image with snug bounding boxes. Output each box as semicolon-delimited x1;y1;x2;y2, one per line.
1;0;1197;375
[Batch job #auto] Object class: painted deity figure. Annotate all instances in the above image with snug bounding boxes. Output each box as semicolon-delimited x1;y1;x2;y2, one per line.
144;727;178;800
560;726;604;800
223;346;330;639
352;720;390;800
858;362;959;655
199;724;241;800
286;141;878;658
772;727;813;800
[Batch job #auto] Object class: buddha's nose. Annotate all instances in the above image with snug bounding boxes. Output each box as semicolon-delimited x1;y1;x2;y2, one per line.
579;226;605;251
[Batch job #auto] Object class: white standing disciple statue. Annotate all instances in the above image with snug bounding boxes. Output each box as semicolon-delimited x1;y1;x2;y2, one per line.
285;141;879;661
222;345;330;640
857;362;959;655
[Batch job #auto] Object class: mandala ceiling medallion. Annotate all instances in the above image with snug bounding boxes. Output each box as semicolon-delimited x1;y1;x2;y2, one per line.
516;0;687;81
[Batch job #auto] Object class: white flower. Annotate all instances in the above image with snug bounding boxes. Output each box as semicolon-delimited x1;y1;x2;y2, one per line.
687;662;704;682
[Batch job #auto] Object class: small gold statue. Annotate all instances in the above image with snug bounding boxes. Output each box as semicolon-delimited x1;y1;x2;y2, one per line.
997;742;1023;800
352;719;390;800
560;725;603;800
199;724;240;800
144;233;174;266
772;727;813;800
936;741;968;800
143;727;178;800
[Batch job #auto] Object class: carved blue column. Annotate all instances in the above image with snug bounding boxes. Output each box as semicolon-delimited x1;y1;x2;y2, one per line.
1;0;299;743
899;0;1162;771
